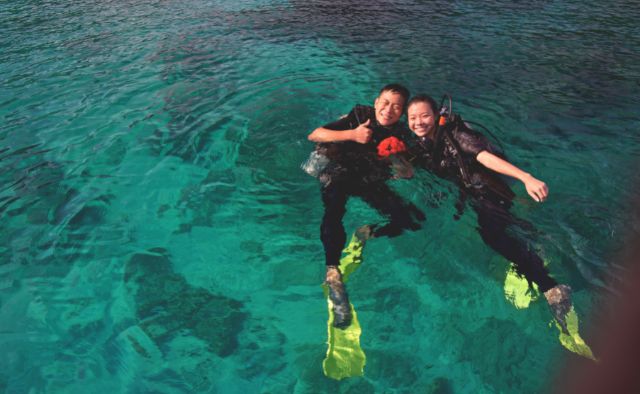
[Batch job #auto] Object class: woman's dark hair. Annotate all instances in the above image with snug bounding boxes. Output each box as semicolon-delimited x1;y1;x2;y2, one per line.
407;94;438;114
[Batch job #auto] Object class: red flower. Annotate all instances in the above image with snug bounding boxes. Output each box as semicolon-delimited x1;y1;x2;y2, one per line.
377;136;407;158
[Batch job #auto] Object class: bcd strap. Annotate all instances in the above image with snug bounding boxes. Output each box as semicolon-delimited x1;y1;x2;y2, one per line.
432;114;473;187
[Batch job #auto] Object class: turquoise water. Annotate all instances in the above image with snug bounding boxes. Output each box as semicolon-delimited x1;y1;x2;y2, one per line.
2;0;639;392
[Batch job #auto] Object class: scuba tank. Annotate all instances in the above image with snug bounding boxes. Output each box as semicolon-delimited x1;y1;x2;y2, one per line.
431;95;506;189
431;95;473;187
430;94;515;202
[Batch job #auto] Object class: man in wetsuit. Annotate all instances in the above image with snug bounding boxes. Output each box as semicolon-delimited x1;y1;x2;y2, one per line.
308;84;425;329
405;94;572;331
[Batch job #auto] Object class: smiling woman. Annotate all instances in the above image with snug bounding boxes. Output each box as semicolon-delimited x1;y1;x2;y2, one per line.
404;94;575;332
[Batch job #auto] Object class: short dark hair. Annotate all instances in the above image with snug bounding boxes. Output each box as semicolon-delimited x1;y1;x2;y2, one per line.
407;94;438;114
379;83;410;105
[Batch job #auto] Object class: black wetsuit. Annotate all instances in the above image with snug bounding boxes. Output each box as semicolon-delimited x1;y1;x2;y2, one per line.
407;118;557;292
317;105;425;267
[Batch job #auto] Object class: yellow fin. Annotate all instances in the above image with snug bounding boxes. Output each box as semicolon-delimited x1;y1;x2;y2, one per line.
503;263;596;360
323;301;366;380
339;234;364;282
322;233;367;379
503;265;539;309
556;307;597;361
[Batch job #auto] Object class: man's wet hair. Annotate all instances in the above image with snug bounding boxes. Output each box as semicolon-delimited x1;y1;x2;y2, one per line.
407;94;439;114
379;83;410;105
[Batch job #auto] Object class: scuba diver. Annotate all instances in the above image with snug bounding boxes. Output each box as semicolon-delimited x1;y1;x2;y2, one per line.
404;94;572;332
306;84;425;329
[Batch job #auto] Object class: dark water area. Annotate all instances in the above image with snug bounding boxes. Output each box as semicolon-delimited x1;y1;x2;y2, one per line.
1;0;639;393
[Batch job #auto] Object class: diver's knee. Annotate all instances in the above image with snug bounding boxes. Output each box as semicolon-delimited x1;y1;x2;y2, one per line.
409;205;426;222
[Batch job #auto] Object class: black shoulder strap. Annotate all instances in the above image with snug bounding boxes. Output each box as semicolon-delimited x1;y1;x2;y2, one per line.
352;105;373;126
434;114;473;187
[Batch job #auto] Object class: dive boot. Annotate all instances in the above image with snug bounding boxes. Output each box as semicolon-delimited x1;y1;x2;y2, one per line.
325;266;352;329
355;224;374;246
544;284;572;334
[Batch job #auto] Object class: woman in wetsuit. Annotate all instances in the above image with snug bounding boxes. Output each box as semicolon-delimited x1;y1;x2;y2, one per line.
405;94;572;332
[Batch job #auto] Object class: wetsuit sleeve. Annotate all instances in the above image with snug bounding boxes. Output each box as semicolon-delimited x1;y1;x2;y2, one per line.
322;109;359;131
453;129;492;157
322;105;375;131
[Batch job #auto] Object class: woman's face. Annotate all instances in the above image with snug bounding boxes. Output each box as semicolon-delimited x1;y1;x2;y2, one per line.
407;101;436;138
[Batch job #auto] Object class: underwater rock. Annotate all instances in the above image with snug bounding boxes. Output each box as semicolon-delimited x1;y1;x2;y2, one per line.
125;249;246;357
53;189;114;227
239;240;263;255
236;319;287;379
363;285;419;340
365;349;419;390
161;334;219;392
172;169;236;232
68;203;106;227
427;377;454;394
461;317;543;392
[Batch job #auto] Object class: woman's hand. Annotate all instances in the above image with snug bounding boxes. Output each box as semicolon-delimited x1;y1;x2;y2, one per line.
523;174;549;202
477;151;549;202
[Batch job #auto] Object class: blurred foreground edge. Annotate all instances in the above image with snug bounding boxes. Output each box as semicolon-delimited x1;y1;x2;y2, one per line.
554;188;640;394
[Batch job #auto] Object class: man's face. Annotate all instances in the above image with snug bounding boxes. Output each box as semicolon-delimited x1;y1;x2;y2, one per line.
407;101;436;138
374;90;405;126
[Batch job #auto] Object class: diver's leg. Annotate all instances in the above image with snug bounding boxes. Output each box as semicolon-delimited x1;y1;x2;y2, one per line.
543;284;572;334
320;183;352;328
474;198;556;291
324;265;351;329
321;183;348;266
473;198;571;332
357;182;424;239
